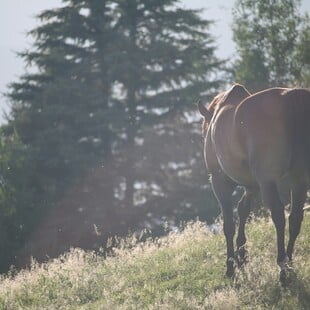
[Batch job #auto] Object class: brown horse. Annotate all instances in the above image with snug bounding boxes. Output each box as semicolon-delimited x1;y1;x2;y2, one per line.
198;84;310;284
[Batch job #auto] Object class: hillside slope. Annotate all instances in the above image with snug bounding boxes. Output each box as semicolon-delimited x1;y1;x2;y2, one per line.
0;213;309;309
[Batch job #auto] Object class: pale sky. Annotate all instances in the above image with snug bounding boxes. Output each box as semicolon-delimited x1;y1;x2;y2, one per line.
0;0;309;122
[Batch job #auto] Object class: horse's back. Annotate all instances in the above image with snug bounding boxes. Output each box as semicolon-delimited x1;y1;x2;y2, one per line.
235;88;310;182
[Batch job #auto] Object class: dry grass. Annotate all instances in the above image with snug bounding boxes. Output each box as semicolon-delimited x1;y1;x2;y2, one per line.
0;214;309;309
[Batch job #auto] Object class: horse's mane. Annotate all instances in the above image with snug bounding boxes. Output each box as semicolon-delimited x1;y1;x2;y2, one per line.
208;91;226;112
208;84;251;113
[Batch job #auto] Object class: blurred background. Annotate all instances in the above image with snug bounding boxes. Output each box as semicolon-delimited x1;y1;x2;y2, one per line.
0;0;309;272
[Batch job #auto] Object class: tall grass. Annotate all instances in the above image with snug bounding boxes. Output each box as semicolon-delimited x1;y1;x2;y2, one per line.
0;214;309;309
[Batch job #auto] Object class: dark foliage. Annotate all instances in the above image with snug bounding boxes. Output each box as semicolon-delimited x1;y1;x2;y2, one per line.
232;0;310;91
0;0;223;271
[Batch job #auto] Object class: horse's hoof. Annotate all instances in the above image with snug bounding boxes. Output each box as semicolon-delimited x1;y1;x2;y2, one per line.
226;257;236;278
236;248;248;267
279;267;295;287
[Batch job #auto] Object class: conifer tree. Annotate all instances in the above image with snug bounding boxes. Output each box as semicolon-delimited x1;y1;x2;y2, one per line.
113;0;223;206
1;0;223;269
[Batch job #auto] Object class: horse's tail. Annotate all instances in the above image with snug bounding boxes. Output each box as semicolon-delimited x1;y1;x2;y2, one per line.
283;88;310;170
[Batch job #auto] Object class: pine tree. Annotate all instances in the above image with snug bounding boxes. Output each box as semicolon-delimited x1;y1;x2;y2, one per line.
2;0;120;269
1;0;223;269
113;0;223;207
7;0;119;203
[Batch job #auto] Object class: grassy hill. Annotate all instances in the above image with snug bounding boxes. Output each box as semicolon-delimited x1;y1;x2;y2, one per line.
0;213;309;309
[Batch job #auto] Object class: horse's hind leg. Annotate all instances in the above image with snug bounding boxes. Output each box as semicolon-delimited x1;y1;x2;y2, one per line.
236;189;255;266
287;184;307;261
259;181;287;266
259;180;292;285
211;173;236;277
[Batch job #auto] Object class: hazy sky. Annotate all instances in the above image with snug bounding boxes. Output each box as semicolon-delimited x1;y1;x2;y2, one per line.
0;0;309;122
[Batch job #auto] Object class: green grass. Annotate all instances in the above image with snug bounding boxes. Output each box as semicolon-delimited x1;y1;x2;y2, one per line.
0;213;309;309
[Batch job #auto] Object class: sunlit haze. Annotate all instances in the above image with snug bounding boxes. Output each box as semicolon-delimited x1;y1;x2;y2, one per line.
0;0;309;122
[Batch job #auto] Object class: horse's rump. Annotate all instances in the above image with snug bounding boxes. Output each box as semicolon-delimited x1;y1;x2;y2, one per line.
232;88;310;181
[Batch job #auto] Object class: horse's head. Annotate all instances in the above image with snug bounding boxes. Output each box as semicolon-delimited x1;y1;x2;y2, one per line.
197;92;225;137
198;84;251;137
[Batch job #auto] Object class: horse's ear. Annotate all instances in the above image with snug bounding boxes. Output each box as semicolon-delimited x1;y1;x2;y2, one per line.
197;100;212;122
